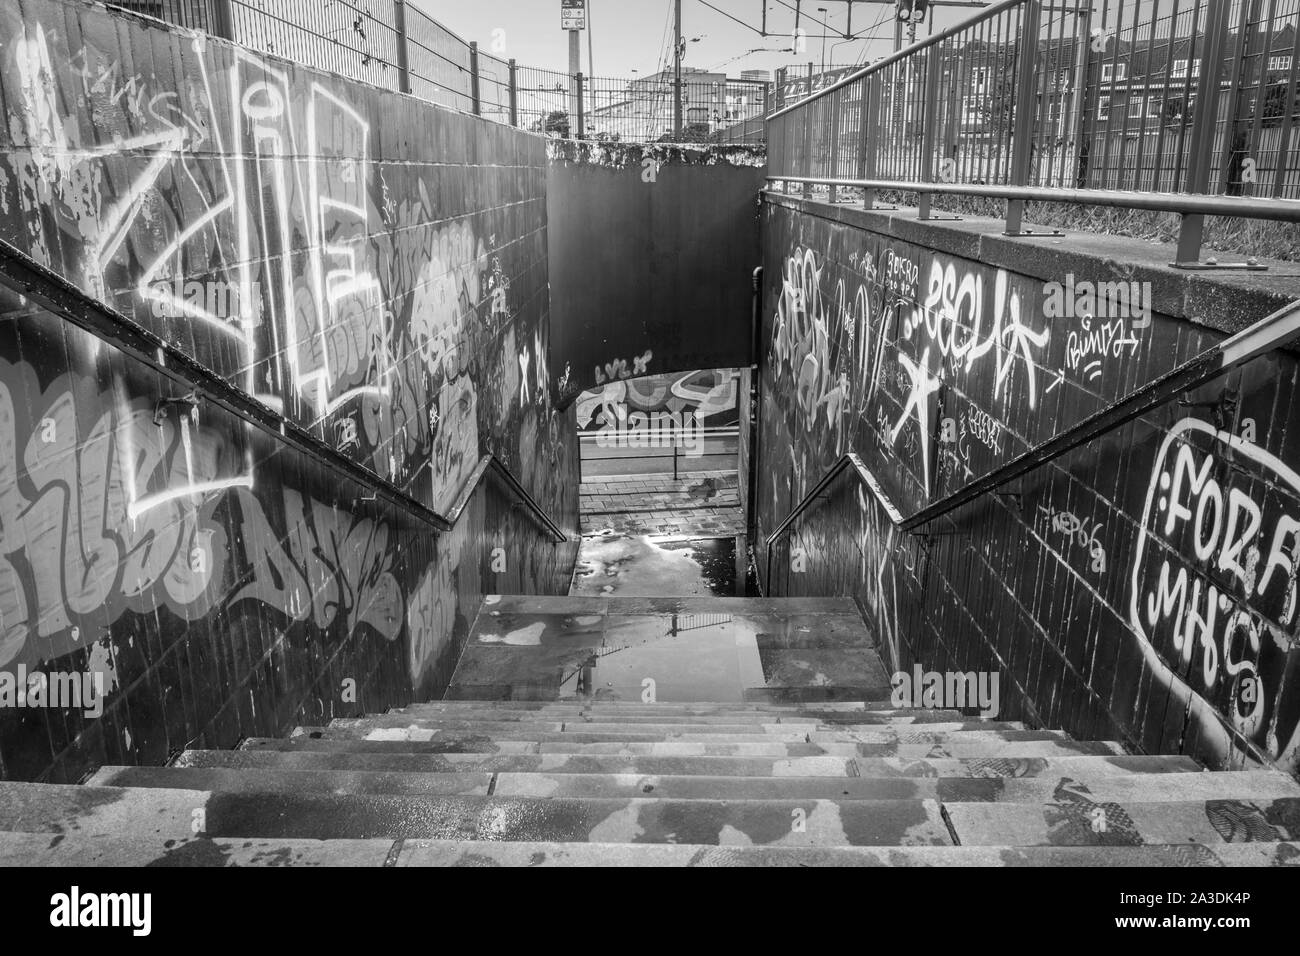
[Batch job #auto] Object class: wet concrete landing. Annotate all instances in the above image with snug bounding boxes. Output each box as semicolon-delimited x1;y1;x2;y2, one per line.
446;595;890;703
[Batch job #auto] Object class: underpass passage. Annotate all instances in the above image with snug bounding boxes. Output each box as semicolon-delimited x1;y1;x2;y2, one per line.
572;367;751;597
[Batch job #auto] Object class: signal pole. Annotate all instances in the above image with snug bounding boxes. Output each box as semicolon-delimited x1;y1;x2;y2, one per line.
674;0;683;138
569;26;581;126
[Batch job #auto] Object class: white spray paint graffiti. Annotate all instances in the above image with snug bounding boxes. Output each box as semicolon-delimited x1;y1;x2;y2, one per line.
1131;417;1300;772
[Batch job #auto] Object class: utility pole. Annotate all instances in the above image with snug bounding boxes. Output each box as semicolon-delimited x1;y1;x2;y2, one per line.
569;27;582;134
674;0;683;139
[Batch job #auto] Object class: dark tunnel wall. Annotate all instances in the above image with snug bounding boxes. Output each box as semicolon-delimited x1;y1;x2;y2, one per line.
0;0;578;781
757;195;1300;780
547;141;766;406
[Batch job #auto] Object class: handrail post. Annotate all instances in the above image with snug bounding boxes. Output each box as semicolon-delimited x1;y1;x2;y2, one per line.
577;72;586;139
918;46;943;220
508;59;519;126
1004;0;1042;235
829;91;843;203
1174;0;1231;267
211;0;235;40
860;74;881;209
802;109;814;198
469;41;482;115
393;0;413;95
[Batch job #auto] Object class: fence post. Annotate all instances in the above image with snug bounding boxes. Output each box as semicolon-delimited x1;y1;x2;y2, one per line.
576;73;586;139
469;41;482;115
211;0;235;40
392;0;413;95
1174;0;1231;266
918;48;943;220
828;90;842;203
1004;0;1042;235
508;59;519;127
860;74;880;209
802;108;814;199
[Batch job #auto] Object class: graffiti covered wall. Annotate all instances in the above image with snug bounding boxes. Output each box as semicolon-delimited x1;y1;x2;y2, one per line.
0;0;578;781
757;196;1300;779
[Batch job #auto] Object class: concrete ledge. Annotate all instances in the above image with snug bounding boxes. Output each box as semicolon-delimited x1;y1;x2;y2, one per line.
763;191;1300;339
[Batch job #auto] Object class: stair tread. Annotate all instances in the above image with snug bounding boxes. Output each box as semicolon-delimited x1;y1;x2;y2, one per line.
343;718;1028;735
392;708;970;724
946;798;1300;845
86;766;496;797
251;734;1127;758
479;596;863;615
492;770;1300;802
174;749;1199;777
408;701;922;712
315;721;1038;743
3;830;1295;866
0;783;951;845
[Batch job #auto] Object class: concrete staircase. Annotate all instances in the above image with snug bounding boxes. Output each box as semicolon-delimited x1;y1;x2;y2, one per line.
2;696;1299;866
1;594;1298;865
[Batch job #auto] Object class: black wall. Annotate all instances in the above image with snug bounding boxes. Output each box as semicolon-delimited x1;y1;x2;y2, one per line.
548;141;766;405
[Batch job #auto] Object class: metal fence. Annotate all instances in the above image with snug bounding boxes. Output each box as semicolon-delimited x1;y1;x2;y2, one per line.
768;0;1300;265
111;0;773;144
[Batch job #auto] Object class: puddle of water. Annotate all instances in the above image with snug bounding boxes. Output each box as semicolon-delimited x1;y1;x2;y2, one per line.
572;532;737;597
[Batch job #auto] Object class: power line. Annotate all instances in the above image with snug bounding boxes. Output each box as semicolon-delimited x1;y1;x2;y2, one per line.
696;0;767;34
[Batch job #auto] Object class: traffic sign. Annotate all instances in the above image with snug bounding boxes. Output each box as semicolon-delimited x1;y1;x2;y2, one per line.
562;0;587;31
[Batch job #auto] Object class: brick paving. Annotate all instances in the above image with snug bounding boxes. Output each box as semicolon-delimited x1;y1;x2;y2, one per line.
580;471;745;536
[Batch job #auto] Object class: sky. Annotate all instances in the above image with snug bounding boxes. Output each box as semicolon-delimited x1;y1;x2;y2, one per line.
415;0;985;81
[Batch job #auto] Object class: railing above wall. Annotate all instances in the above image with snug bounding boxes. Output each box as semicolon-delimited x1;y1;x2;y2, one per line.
766;0;1300;266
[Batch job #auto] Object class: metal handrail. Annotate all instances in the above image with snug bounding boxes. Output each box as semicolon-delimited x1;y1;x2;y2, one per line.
767;0;1300;260
446;455;570;543
0;238;569;543
767;0;1025;120
765;176;1300;222
766;297;1300;544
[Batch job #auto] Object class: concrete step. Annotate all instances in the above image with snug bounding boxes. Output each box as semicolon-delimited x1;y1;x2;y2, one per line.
5;832;1294;868
477;595;863;615
86;766;496;798
0;831;399;867
5;830;1295;866
741;687;894;703
393;707;970;725
129;790;951;845
0;782;205;838
946;797;1300;845
276;732;1126;758
175;748;1197;778
351;717;1028;735
318;720;1031;742
299;726;818;745
492;769;1298;803
393;839;1300;867
240;736;545;755
406;701;925;715
0;781;946;846
529;739;1127;758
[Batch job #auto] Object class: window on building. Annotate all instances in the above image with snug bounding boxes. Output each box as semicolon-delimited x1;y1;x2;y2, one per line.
1172;59;1201;79
1097;94;1111;119
1101;63;1127;82
1270;55;1293;73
